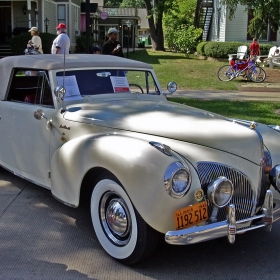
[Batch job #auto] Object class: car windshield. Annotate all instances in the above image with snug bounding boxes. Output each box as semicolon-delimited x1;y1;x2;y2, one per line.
56;69;160;98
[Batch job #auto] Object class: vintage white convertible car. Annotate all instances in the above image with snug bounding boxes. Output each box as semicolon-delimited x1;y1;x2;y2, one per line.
0;54;280;265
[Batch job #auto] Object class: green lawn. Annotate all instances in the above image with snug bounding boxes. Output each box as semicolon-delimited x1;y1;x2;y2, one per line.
129;49;280;125
129;49;262;91
168;98;280;125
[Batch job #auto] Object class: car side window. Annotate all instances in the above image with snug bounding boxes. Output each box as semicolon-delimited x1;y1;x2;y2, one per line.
7;68;54;107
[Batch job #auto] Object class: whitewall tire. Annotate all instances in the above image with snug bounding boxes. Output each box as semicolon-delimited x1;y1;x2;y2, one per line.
90;177;159;265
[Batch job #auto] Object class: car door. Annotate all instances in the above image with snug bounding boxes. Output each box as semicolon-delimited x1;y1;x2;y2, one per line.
0;70;55;188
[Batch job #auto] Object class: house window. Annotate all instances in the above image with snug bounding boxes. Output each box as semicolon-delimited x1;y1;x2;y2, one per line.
57;5;66;24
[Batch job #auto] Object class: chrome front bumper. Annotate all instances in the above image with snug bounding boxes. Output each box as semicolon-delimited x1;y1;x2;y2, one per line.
165;190;280;245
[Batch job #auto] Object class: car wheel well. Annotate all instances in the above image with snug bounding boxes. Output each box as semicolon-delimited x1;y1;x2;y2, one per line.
79;167;119;207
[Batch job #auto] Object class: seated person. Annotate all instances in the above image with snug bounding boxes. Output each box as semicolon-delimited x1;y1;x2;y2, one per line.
262;48;280;66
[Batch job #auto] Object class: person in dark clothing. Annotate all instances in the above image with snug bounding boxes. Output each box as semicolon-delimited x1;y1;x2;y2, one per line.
101;28;124;57
91;45;101;54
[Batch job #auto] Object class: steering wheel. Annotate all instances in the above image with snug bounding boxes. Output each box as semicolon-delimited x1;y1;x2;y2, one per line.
129;84;144;94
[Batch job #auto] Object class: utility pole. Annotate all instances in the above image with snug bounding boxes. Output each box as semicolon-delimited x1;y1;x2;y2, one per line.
85;0;90;54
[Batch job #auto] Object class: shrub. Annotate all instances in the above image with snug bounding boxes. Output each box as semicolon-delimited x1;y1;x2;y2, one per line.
196;41;208;55
174;25;203;56
197;41;274;58
165;24;202;56
75;35;94;53
10;32;57;55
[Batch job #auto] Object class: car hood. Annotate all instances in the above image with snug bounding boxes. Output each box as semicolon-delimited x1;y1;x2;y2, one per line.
63;99;262;163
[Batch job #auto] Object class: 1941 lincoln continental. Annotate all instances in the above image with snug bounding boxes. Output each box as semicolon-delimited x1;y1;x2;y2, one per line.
0;54;280;265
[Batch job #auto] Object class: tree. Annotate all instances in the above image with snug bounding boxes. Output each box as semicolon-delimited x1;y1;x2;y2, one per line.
120;0;145;8
104;0;122;6
164;0;202;55
220;0;280;38
142;0;175;51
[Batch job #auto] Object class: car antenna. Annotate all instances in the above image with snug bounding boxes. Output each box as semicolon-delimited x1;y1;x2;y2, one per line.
60;52;66;114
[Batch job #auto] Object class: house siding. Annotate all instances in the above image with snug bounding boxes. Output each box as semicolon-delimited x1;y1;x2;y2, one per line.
210;2;226;41
70;3;80;51
44;0;57;35
211;1;280;45
224;4;248;41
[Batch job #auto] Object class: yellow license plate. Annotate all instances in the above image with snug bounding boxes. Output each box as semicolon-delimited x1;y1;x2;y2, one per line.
174;201;208;230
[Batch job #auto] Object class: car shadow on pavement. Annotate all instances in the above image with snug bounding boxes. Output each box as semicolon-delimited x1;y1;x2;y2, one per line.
1;166;280;279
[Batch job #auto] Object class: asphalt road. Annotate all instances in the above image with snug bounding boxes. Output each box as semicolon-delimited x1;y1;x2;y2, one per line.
172;87;280;101
1;166;280;280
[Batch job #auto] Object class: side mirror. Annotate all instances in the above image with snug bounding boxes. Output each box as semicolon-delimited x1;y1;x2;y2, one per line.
167;82;177;94
54;86;66;100
34;109;48;120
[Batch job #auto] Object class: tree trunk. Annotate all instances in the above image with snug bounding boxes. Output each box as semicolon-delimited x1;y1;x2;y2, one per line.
144;0;165;51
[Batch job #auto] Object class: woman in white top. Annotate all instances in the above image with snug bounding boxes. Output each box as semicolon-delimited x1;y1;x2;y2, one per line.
27;27;43;54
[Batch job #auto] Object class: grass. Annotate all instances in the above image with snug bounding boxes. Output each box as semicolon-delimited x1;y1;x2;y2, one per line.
129;49;280;125
168;98;280;125
128;49;275;91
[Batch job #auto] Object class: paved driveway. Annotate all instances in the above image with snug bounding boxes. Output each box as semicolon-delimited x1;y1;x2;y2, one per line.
1;166;280;279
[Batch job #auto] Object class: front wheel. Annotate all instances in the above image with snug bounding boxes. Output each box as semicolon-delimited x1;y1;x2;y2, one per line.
248;66;266;83
217;65;235;81
90;177;159;265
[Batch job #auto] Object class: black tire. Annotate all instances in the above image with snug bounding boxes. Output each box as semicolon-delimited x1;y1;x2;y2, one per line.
90;176;159;265
217;65;235;81
248;66;266;83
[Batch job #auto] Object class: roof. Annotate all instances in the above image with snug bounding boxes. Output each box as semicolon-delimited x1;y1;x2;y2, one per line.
0;54;153;100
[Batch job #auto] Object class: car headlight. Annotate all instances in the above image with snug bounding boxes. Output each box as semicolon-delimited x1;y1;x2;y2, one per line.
164;162;191;199
207;177;233;208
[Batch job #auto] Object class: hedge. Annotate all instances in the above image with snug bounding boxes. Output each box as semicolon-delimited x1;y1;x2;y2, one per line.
196;41;274;58
10;32;57;55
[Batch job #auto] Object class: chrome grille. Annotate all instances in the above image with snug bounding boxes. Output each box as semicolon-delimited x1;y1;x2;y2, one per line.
197;162;256;222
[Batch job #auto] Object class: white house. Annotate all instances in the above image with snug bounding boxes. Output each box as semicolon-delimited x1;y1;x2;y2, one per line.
198;0;280;45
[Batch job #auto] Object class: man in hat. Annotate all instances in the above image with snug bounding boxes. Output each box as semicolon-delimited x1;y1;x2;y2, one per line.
101;28;124;57
51;23;70;54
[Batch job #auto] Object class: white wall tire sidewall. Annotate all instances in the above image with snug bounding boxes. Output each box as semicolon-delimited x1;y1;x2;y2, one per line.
91;179;138;260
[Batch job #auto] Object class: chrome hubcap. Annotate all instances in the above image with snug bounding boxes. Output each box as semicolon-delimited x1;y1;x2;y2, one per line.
100;191;131;246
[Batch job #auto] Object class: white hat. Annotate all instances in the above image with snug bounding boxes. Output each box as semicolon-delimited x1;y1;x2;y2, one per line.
28;27;38;32
108;28;119;34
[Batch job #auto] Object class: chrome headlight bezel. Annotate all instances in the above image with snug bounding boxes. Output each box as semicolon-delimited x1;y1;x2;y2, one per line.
207;176;234;208
164;161;192;199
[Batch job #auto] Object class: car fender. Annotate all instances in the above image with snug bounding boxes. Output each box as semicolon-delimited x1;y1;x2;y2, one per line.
50;133;202;233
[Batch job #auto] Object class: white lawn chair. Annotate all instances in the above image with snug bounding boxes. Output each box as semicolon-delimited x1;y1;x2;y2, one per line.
228;45;247;61
268;46;280;68
259;46;280;68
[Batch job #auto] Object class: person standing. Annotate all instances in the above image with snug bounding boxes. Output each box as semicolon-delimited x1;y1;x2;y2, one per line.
51;23;70;54
249;38;260;57
101;28;124;57
27;27;43;54
91;45;101;54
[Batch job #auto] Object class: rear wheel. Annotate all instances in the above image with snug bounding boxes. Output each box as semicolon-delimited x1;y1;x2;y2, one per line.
217;65;235;81
90;176;159;265
248;66;266;83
